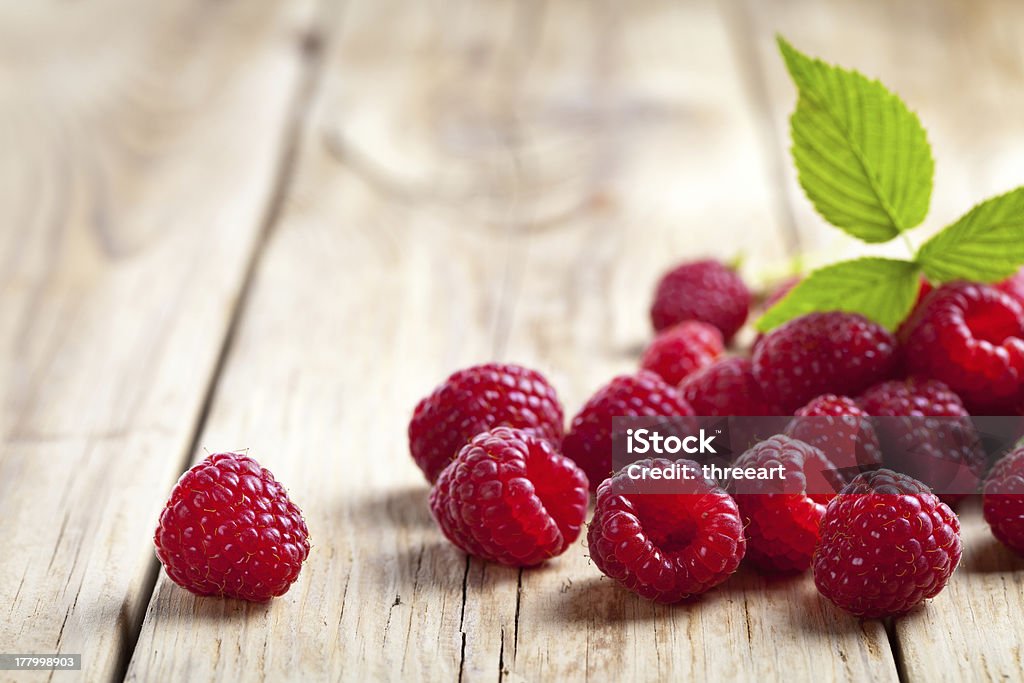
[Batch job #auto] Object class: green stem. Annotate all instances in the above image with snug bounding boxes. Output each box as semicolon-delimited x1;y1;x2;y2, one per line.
900;231;915;256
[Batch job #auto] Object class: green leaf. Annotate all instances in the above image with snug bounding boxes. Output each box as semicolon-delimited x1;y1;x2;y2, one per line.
916;187;1024;283
778;37;934;243
756;257;921;332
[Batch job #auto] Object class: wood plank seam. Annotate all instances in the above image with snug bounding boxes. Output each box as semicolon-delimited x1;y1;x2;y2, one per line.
115;2;338;680
719;0;804;259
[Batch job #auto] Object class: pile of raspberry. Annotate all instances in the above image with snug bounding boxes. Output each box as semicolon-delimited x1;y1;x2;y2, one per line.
409;259;1024;619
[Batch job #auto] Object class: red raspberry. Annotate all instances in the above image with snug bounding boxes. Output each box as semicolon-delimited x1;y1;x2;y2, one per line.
154;452;310;601
679;357;784;416
997;267;1024;309
813;469;962;618
983;447;1024;555
786;394;882;480
640;321;723;385
587;458;746;602
409;363;564;482
429;427;588;567
563;372;695;491
859;377;970;416
731;436;839;573
858;378;984;503
902;282;1024;413
753;312;898;413
650;259;751;343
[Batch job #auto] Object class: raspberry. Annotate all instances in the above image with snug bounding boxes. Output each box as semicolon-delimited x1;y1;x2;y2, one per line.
650;259;751;343
409;363;564;482
563;372;695;491
429;427;588;567
753;312;898;413
678;357;784;417
902;282;1024;413
640;321;723;385
154;452;310;601
983;447;1024;555
997;267;1024;309
587;458;746;602
731;436;839;573
813;469;962;618
859;377;970;416
858;378;984;502
786;394;882;479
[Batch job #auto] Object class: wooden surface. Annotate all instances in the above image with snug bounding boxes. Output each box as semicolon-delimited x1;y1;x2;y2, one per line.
1;1;1022;681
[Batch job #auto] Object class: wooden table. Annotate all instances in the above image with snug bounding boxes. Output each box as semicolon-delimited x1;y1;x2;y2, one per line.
2;1;1024;680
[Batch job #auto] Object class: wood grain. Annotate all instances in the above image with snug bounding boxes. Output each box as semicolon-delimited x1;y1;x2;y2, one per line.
0;1;320;681
124;0;897;681
736;1;1024;681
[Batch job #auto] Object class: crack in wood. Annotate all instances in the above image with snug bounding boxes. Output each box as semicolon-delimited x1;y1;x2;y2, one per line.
719;0;803;258
112;1;340;681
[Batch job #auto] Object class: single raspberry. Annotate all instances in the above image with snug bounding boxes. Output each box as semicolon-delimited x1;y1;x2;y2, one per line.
983;447;1024;555
786;394;882;480
902;282;1024;413
679;358;787;450
650;259;751;343
859;377;970;416
154;452;310;601
409;363;564;482
563;372;695;491
429;427;588;567
679;357;784;417
753;312;898;413
587;458;746;602
813;469;961;618
858;378;984;503
640;321;723;385
997;267;1024;309
731;436;839;573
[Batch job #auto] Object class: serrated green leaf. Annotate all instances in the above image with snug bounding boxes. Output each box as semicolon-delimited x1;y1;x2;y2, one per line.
916;187;1024;283
756;257;921;332
778;37;934;243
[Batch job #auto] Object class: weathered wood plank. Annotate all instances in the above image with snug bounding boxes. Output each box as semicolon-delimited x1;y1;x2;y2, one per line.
0;2;320;681
735;1;1024;681
126;0;524;679
504;1;895;680
126;0;898;681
